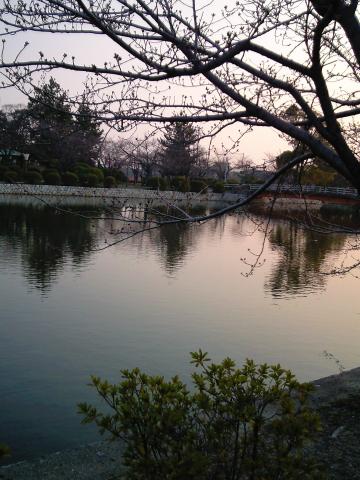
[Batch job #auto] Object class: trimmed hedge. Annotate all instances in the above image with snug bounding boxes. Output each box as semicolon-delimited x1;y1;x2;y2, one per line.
86;173;100;187
4;170;18;183
104;176;116;188
103;168;127;183
89;167;104;182
146;176;168;191
171;176;189;192
212;180;225;193
190;179;208;193
24;171;43;185
62;171;79;186
43;170;61;185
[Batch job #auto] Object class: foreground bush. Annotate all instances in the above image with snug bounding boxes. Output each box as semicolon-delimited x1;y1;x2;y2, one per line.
79;351;322;479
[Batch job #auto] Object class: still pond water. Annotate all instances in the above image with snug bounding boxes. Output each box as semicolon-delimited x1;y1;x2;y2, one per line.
1;196;360;462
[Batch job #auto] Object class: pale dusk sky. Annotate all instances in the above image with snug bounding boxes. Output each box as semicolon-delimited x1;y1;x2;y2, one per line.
0;15;290;165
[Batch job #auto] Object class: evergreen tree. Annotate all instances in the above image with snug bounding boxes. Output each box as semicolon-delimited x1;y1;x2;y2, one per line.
71;100;103;166
27;79;102;169
27;78;74;167
159;122;200;177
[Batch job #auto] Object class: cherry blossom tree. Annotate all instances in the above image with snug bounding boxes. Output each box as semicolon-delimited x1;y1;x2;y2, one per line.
0;0;358;216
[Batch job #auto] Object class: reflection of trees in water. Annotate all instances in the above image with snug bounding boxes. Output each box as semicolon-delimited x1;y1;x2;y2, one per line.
0;204;98;293
153;223;197;275
265;221;346;297
143;206;227;275
3;198;351;294
0;200;229;290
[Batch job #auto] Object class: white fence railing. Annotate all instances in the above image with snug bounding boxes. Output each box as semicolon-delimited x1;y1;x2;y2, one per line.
232;184;359;198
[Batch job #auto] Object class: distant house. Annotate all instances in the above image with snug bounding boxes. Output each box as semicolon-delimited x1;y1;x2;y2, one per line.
0;149;30;167
205;166;221;180
231;167;275;184
121;163;162;183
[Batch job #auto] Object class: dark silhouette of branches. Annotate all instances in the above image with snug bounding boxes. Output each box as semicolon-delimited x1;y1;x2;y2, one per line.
0;0;358;189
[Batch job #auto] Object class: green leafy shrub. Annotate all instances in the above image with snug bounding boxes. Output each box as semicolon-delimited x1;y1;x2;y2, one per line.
43;170;61;185
190;179;208;193
24;170;43;185
79;351;322;480
212;180;225;193
104;176;117;188
63;171;79;186
4;170;18;183
146;176;168;191
171;176;189;192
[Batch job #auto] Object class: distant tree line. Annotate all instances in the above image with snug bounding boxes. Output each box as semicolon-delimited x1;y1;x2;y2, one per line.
0;83;252;190
0;78;102;170
1;86;343;190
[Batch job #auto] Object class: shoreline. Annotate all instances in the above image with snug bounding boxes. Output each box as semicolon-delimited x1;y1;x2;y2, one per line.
2;367;360;479
0;441;126;480
0;183;357;214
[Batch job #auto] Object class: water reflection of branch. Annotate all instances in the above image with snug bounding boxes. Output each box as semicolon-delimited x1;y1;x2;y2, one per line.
321;240;360;277
280;207;360;276
240;181;282;277
92;223;164;251
265;221;347;298
285;211;360;234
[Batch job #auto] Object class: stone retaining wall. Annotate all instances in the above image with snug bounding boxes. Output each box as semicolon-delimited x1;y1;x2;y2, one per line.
258;195;322;210
0;183;241;202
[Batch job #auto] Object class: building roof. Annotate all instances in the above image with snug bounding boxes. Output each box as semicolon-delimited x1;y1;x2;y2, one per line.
0;149;25;157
